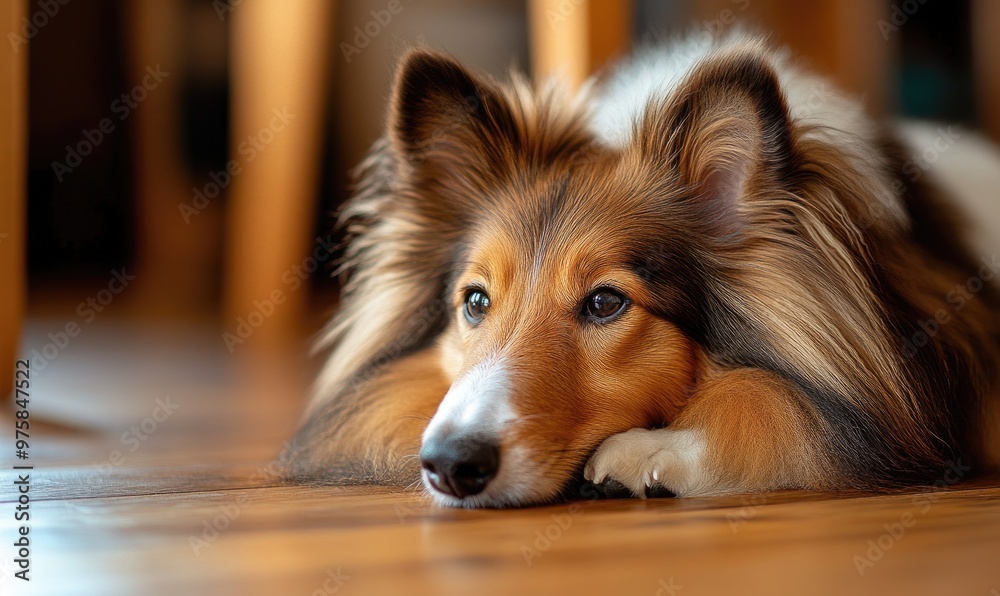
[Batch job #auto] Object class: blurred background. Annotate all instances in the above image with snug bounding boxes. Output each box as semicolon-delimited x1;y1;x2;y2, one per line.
1;0;999;460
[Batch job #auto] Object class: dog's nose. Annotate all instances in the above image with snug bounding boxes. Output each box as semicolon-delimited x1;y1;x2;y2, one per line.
420;436;500;498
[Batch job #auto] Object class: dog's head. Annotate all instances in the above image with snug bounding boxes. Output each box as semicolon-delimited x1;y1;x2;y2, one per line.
360;44;806;507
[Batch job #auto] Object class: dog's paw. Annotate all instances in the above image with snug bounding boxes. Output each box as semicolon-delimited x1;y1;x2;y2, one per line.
583;428;709;498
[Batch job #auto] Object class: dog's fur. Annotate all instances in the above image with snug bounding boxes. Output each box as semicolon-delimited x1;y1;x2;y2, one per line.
290;33;1000;507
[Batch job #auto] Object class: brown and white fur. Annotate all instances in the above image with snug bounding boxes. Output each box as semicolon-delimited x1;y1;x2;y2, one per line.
290;33;1000;507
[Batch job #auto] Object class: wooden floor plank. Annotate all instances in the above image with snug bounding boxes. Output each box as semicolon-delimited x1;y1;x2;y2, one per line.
12;482;1000;595
6;321;1000;595
0;465;282;503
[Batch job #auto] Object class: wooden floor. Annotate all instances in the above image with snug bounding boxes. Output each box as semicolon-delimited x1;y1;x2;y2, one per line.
5;320;1000;596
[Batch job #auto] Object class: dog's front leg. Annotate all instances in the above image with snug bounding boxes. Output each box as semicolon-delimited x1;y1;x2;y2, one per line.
584;368;830;497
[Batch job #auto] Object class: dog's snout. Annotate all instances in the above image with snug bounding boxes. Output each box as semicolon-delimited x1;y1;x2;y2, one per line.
420;436;500;498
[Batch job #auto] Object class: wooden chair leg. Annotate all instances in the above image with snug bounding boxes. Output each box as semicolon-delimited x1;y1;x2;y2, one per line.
0;0;28;401
222;0;332;354
527;0;633;90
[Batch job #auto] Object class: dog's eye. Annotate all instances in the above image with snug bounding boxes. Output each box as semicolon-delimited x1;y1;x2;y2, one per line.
584;288;628;321
464;290;491;324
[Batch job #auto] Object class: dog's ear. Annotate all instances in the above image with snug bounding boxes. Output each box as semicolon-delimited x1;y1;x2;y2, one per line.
635;47;794;233
389;49;518;169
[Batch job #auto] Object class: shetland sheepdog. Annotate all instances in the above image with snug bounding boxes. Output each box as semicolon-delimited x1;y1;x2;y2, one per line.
290;33;1000;508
